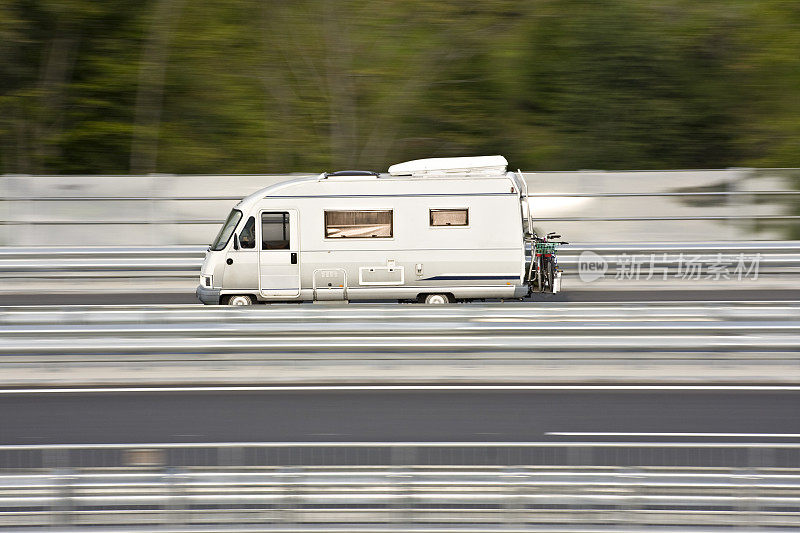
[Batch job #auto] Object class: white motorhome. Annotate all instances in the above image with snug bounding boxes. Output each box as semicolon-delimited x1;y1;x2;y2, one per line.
196;156;563;305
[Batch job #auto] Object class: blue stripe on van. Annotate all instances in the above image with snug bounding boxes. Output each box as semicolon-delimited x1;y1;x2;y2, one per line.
424;275;520;281
269;193;516;199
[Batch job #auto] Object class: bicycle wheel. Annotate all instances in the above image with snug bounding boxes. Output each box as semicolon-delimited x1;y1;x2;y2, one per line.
546;257;555;293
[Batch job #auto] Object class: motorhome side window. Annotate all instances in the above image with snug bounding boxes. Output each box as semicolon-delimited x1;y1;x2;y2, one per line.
239;217;256;249
262;212;290;250
324;210;393;238
430;208;468;226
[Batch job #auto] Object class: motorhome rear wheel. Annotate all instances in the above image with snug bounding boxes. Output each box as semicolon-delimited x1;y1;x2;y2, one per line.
227;295;253;306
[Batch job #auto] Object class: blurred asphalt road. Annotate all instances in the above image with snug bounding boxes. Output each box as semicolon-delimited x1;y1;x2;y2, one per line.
0;388;797;445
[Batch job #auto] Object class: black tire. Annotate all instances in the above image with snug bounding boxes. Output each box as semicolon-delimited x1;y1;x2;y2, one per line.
423;293;451;304
227;295;253;306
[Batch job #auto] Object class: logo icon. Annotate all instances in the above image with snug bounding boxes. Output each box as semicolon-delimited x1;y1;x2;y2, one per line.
578;251;607;282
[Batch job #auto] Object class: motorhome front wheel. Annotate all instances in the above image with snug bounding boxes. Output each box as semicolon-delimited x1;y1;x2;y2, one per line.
424;294;450;305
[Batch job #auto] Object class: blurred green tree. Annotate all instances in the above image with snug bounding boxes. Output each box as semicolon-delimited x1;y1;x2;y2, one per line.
0;0;798;174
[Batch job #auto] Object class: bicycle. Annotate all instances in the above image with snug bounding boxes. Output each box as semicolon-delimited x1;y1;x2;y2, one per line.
532;232;568;293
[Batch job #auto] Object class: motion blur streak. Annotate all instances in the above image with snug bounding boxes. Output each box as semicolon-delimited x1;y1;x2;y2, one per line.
1;241;799;299
1;170;798;247
0;301;799;385
0;464;797;530
3;3;800;176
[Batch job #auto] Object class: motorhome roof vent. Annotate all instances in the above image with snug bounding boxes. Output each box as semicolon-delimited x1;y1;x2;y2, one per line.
388;155;508;178
321;170;380;180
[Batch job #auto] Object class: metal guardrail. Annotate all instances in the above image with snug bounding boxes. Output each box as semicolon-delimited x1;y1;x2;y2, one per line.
0;242;798;282
4;190;800;200
5;215;799;225
0;301;798;391
0;441;797;469
1;467;799;530
2;188;798;226
1;443;799;530
0;302;798;385
0;303;799;357
3;169;797;245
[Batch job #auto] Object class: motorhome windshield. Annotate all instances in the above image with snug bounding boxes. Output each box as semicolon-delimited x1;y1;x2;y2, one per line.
210;209;242;251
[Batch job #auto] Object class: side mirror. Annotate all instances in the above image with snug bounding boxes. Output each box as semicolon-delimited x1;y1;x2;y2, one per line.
233;235;239;250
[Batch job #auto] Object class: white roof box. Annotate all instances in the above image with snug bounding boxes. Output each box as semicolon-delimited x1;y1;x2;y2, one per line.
388;155;508;178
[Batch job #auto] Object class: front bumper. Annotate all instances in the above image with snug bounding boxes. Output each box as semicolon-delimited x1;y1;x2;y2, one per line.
196;285;221;305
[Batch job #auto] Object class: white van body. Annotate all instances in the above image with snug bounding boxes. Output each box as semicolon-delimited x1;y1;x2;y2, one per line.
196;156;541;305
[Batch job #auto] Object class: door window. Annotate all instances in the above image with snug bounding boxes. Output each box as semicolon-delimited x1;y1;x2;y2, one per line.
262;212;290;250
239;216;256;249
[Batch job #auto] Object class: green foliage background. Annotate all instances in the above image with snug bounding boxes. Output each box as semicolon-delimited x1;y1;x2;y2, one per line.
1;0;799;174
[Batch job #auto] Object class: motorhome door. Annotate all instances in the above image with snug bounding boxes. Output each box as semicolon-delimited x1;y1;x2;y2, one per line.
258;210;300;298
